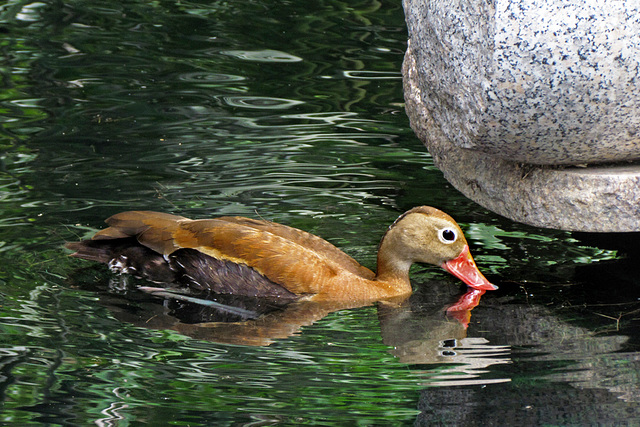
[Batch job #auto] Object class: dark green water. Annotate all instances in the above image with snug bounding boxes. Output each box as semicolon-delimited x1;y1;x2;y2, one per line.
1;0;640;425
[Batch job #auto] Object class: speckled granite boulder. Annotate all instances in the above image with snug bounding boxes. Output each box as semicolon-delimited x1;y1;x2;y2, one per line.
402;0;640;232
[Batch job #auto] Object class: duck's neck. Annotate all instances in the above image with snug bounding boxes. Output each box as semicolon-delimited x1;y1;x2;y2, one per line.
374;243;413;294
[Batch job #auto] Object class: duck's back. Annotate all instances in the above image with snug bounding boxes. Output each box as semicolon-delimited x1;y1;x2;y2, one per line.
73;211;375;298
183;215;375;278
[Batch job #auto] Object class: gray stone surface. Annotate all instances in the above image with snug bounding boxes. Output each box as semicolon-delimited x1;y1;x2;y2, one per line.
403;0;640;166
402;0;640;232
403;44;640;232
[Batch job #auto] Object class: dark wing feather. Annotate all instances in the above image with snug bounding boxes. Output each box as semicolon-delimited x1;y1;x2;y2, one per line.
169;249;298;298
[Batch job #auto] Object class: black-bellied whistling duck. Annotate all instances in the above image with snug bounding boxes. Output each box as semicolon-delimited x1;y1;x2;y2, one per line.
65;206;496;303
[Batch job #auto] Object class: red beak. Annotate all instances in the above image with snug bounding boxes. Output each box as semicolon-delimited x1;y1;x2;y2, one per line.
442;245;498;291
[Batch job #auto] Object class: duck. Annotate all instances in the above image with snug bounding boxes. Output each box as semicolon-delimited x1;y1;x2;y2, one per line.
65;206;497;303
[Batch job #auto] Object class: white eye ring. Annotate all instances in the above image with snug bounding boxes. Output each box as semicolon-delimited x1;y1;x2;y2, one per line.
438;227;457;244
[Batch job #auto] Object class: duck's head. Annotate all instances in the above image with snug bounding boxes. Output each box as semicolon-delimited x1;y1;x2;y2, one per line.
378;206;497;291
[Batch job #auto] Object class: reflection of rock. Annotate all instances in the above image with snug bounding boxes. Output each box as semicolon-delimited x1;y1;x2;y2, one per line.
477;302;640;401
415;383;640;426
402;0;640;231
414;298;640;424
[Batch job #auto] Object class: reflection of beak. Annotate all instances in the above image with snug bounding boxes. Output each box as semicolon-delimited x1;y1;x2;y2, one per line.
442;245;498;291
446;288;486;328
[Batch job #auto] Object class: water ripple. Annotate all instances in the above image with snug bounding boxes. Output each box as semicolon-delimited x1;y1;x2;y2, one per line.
221;49;303;62
342;70;402;80
176;72;245;83
222;96;304;109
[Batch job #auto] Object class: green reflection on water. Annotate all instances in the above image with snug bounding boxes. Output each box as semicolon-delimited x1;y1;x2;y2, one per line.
0;0;639;425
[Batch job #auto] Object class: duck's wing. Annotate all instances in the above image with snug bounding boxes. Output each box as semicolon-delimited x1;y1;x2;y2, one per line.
173;218;369;296
212;216;375;279
84;211;374;296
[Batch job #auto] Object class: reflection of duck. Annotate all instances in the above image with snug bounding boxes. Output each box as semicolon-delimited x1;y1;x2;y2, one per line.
75;275;490;347
378;287;509;368
66;206;496;302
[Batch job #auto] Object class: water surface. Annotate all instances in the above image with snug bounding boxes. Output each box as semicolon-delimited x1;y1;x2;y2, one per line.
1;0;640;425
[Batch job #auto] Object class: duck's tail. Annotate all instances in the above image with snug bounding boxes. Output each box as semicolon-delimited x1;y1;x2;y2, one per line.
65;211;189;282
96;211;187;254
65;239;123;263
65;236;179;283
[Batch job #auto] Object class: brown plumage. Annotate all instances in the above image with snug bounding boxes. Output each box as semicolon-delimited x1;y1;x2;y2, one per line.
65;206;496;303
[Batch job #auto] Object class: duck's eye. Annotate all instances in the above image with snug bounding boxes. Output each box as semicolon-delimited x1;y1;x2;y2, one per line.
438;227;457;244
